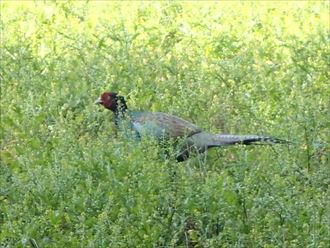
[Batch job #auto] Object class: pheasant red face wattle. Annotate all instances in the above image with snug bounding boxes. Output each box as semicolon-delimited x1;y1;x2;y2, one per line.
96;92;118;111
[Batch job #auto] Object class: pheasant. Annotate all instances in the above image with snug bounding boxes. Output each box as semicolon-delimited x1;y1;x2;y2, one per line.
96;92;288;161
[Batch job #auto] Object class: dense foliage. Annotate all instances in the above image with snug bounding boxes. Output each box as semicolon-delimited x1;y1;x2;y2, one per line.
1;2;329;247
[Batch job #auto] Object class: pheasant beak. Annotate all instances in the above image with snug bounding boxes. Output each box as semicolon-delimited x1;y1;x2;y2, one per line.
95;97;103;105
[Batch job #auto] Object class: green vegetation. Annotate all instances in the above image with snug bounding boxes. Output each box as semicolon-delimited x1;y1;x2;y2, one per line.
1;1;329;247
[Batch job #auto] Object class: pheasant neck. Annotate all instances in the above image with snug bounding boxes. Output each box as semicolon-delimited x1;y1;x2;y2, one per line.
113;106;129;127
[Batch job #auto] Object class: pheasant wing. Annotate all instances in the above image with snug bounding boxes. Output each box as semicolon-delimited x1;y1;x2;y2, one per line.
131;112;202;139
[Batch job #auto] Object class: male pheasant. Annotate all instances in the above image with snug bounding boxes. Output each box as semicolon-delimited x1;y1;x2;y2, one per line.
96;92;288;161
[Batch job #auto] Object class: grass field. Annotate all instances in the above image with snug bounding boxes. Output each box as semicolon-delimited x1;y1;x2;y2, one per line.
1;1;329;247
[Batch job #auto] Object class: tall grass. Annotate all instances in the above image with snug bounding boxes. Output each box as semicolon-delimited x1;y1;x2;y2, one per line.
1;1;329;247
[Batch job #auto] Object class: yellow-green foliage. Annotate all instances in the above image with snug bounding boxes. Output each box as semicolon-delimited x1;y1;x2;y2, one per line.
1;2;329;247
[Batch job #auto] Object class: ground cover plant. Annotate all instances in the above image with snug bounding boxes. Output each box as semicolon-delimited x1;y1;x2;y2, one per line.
1;1;329;247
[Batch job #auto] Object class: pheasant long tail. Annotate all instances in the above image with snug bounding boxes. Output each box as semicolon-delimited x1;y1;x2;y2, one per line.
189;133;289;148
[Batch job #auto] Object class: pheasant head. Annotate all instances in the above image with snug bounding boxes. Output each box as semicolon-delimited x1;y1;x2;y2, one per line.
95;92;127;113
